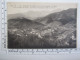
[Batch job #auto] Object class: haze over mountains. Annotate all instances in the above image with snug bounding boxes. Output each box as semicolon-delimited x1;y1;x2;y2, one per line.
8;11;52;20
7;8;66;20
8;8;77;48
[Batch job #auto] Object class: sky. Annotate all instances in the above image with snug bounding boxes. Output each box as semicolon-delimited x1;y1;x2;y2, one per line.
7;2;77;20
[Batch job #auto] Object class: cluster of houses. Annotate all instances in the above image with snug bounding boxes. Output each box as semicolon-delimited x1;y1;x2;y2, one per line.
8;28;56;39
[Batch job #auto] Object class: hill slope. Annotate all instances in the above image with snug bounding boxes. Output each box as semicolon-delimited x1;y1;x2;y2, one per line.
8;8;77;48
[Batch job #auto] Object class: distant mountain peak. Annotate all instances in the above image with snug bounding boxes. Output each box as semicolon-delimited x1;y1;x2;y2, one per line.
36;8;77;25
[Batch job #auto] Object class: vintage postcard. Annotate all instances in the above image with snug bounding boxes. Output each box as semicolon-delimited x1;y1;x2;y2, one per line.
7;2;77;48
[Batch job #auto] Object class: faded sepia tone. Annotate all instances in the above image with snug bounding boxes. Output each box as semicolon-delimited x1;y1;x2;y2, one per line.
7;2;77;48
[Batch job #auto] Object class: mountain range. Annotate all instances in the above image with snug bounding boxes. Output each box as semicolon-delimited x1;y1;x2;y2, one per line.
8;8;77;48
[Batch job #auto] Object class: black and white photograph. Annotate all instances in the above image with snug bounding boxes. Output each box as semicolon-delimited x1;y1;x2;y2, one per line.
7;2;77;48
